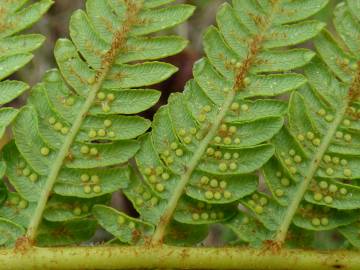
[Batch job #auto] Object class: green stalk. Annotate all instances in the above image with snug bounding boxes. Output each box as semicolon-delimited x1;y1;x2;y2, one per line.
1;246;359;270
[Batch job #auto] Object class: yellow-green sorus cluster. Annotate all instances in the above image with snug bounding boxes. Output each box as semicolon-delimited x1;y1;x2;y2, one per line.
143;166;170;193
302;204;330;227
247;193;269;215
62;95;76;107
178;127;200;146
280;148;303;175
297;130;321;149
317;109;353;144
311;180;348;205
274;171;292;198
197;104;212;124
333;116;353;145
212;123;241;146
40;146;50;156
7;195;28;209
63;204;89;216
206;148;240;173
335;130;352;143
80;174;102;194
80;144;99;157
16;160;39;183
337;58;358;72
191;201;224;221
117;215;137;230
160;136;188;167
232;215;250;227
48;116;69;135
198;176;232;201
88;119;116;139
133;185;159;207
317;108;335;124
230;101;250;115
322;154;352;177
96;91;116;113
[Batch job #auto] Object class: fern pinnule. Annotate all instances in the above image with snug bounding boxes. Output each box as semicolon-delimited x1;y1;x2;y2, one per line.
227;0;360;249
309;0;360;248
93;0;327;246
0;0;53;138
0;0;194;247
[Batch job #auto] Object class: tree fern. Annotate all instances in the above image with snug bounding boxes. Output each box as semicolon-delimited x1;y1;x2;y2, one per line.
0;0;194;247
93;0;327;245
0;0;53;138
227;0;360;249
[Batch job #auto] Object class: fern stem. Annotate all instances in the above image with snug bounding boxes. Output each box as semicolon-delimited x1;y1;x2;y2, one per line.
151;90;237;244
274;104;348;244
25;78;104;241
151;2;279;244
24;1;140;242
2;246;359;269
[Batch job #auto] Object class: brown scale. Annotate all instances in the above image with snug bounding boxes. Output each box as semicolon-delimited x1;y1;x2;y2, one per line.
348;61;360;103
234;35;263;91
217;125;232;138
95;0;142;82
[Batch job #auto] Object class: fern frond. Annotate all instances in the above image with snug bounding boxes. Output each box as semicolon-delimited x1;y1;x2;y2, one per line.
0;0;194;247
93;0;327;245
227;0;360;249
0;0;52;138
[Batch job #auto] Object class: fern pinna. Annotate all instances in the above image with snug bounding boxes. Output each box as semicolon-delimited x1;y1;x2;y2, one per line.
93;0;328;245
0;0;52;138
227;0;360;249
0;0;194;247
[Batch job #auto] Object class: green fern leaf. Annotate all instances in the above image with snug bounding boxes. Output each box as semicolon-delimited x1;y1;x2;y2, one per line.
36;219;98;247
0;161;6;206
93;0;326;245
0;0;194;247
0;218;24;248
227;0;360;249
0;0;53;137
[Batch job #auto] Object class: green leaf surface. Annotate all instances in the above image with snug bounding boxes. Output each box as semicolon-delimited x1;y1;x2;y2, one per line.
0;218;25;248
93;205;154;245
0;0;52;134
1;0;193;244
0;192;35;227
0;108;18;138
36;219;97;247
43;195;110;222
242;51;360;244
122;0;324;245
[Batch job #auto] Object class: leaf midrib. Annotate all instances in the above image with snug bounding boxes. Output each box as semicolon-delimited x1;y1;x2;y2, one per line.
150;2;281;244
273;102;348;244
24;2;141;242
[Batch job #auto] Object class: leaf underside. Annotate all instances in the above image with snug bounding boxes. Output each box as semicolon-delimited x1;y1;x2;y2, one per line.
0;0;194;247
228;0;360;249
0;0;53;138
94;0;331;247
